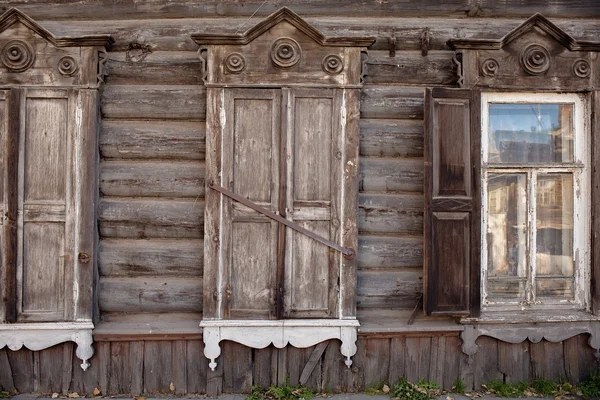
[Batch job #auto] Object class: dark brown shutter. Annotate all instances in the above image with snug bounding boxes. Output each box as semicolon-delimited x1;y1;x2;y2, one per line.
424;88;480;316
592;90;600;315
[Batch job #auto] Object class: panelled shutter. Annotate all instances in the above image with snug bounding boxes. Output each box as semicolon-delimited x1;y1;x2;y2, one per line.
424;88;480;316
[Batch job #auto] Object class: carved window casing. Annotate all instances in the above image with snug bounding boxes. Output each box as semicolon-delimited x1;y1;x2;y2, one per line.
423;13;600;361
0;8;112;370
192;8;373;370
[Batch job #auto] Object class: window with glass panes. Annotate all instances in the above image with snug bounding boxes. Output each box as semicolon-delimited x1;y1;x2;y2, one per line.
481;93;589;309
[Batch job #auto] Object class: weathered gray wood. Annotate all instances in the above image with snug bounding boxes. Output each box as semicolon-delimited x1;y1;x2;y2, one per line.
7;348;34;393
186;340;207;393
99;238;203;277
172;340;187;395
564;334;596;384
322;340;343;392
7;2;600;20
100;120;205;160
497;340;530;383
300;341;328;386
388;336;405;384
360;119;423;158
222;342;252;393
253;347;274;389
473;336;502;388
363;51;455;85
37;345;68;393
342;338;365;392
143;341;173;394
109;342;132;394
357;269;422;309
360;86;424;120
364;338;390;387
105;51;202;85
102;85;205;120
442;336;462;389
129;341;144;395
359;193;423;235
98;277;203;313
530;340;567;382
404;337;431;382
358;235;422;268
98;198;203;239
0;348;14;391
360;157;423;193
100;160;204;198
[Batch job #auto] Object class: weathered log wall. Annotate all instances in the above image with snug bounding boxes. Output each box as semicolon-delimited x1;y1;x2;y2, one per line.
0;335;596;395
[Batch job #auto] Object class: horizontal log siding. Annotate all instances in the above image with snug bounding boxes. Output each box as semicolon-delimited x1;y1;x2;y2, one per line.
0;335;595;395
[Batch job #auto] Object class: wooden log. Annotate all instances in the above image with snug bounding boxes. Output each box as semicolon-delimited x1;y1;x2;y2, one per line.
98;277;203;313
99;238;203;277
100;160;205;198
360;157;423;193
357;269;422;309
359;119;423;158
105;51;202;85
30;18;600;52
363;51;455;86
361;86;424;120
98;198;203;239
102;85;205;120
100;120;205;160
359;193;423;235
358;235;423;268
7;2;599;20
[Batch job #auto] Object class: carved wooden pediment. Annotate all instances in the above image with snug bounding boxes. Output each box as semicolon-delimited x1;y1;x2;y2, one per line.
191;7;374;86
0;8;113;87
448;13;600;90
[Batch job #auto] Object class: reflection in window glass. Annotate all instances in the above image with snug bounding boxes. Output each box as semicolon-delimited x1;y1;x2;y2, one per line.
488;103;573;163
486;173;527;300
536;173;574;298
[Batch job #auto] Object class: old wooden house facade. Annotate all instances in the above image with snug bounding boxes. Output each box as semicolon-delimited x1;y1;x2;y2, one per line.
0;0;599;395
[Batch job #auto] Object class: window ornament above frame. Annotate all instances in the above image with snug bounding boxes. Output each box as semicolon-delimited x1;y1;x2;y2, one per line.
424;13;600;364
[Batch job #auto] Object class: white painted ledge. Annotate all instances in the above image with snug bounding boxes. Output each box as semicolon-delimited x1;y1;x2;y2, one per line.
200;319;359;371
0;322;94;370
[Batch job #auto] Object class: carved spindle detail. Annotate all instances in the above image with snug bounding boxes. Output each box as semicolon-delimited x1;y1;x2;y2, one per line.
1;40;35;72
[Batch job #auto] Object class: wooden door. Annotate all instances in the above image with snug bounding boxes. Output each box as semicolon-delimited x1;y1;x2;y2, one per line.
221;88;282;319
16;88;76;322
283;88;341;318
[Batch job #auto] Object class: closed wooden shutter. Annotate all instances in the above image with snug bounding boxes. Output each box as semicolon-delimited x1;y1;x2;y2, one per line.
424;88;480;316
592;90;600;315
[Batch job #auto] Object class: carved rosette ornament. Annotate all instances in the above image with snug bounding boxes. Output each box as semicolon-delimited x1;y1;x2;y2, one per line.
57;55;79;77
572;59;590;78
480;58;499;77
322;54;343;75
224;52;246;74
520;44;551;75
270;37;301;69
1;39;35;72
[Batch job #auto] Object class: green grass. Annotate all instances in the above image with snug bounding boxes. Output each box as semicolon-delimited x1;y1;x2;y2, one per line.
580;369;600;399
482;380;529;397
452;378;465;394
247;378;313;400
389;378;440;400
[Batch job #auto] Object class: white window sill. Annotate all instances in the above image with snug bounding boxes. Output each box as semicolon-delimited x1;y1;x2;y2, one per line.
0;321;94;370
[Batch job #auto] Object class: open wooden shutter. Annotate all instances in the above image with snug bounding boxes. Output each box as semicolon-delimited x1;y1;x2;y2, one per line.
283;88;341;318
424;88;480;316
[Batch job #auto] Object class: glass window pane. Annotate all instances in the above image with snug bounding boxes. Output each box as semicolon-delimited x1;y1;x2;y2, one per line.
488;103;574;163
536;173;573;298
486;173;527;300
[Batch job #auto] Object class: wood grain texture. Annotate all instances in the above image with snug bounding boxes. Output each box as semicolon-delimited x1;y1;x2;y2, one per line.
105;51;202;85
363;51;455;85
357;269;421;309
359;119;423;158
359;193;423;235
360;157;423;193
360;86;424;120
358;235;422;268
100;120;205;160
98;277;203;313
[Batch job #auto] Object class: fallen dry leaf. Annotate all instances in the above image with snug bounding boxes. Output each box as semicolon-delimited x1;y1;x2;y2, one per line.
51;393;59;399
68;393;80;398
169;382;175;392
92;387;101;396
382;384;390;394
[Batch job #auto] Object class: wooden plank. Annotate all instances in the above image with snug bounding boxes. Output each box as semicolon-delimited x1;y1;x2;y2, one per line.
530;340;566;382
9;2;600;20
38;345;66;393
101;120;205;161
98;342;111;395
95;312;202;340
98;277;203;313
564;334;596;384
404;337;431;382
98;198;203;239
300;342;328;386
109;342;132;395
473;336;502;389
129;341;144;396
497;341;530;383
206;351;223;397
359;193;423;235
186;340;207;393
32;18;600;52
253;347;274;389
70;341;104;395
357;269;422;309
342;338;365;392
388;336;405;385
360;157;423;193
172;340;187;395
102;85;205;120
100;161;204;198
322;340;343;393
105;51;202;85
99;238;203;277
0;348;14;392
591;91;600;315
358;235;422;269
442;336;461;390
143;341;173;393
360;86;424;120
7;348;33;393
363;51;455;85
364;338;390;387
360;119;423;158
222;342;253;393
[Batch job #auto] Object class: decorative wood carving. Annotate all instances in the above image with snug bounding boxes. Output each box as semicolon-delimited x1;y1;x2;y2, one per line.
449;13;600;90
1;40;34;72
0;322;94;370
224;52;246;74
270;37;301;69
322;54;343;75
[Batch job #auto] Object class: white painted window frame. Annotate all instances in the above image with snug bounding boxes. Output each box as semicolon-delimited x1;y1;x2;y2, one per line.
480;92;590;312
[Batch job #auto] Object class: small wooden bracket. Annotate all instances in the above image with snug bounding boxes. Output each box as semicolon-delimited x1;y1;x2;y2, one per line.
389;29;396;58
421;28;430;57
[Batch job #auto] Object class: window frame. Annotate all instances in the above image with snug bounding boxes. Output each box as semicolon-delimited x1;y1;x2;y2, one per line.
480;92;590;312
